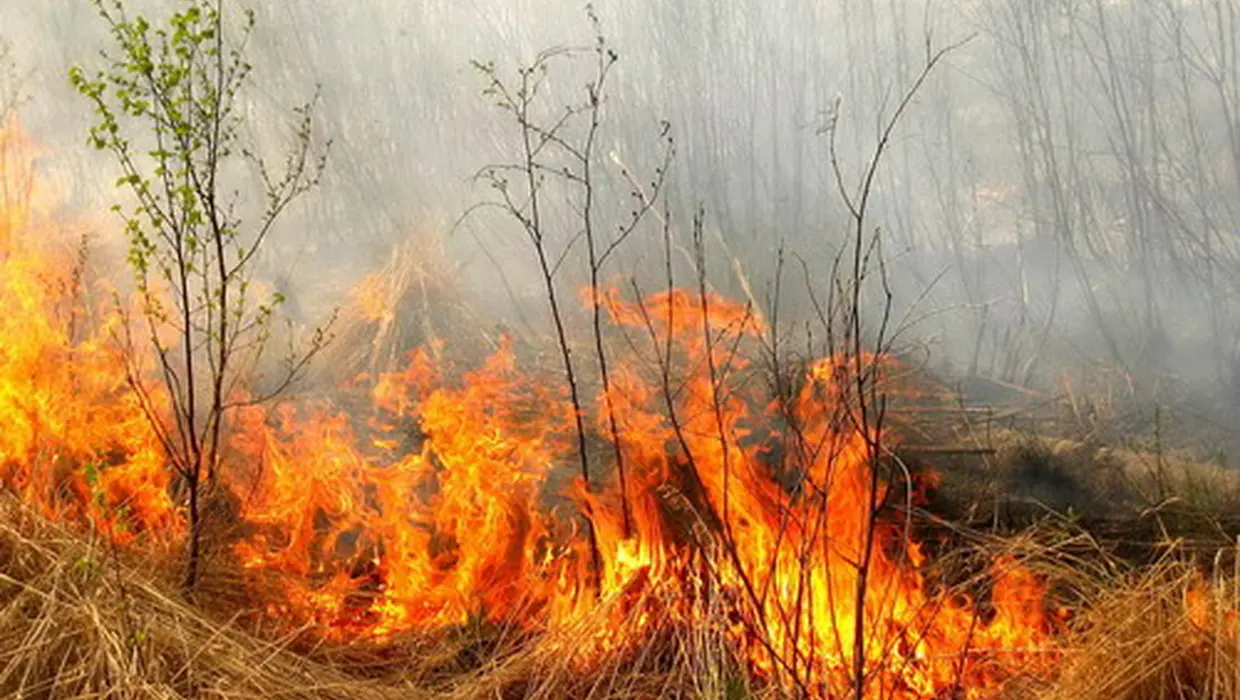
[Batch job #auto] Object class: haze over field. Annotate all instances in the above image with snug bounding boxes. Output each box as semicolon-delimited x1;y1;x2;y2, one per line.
4;0;1239;399
8;5;1240;697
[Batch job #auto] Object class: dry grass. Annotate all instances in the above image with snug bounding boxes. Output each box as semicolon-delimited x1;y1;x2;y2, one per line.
0;496;423;700
314;233;496;389
922;524;1240;700
0;495;758;699
1044;552;1240;700
924;426;1240;533
5;452;1240;699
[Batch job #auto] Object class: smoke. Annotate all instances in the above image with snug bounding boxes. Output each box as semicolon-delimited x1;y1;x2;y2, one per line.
3;0;1239;403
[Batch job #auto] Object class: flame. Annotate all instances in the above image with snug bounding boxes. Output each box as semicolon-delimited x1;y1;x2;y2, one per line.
1186;574;1238;638
0;118;1060;696
0;119;177;543
350;271;396;325
223;285;1061;695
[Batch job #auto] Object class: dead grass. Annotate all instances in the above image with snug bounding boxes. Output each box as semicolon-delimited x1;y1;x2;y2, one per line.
0;496;422;700
926;426;1240;533
1042;552;1240;700
5;481;1240;699
314;232;496;389
0;495;759;699
924;525;1240;700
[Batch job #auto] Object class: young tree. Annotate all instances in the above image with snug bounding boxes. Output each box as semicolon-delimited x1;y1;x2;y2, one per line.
470;8;670;576
70;0;331;591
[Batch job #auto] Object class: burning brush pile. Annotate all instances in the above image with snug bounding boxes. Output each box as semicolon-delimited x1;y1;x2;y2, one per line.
0;118;1075;699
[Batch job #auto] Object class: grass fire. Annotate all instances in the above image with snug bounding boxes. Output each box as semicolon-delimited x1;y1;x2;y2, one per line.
3;1;1240;698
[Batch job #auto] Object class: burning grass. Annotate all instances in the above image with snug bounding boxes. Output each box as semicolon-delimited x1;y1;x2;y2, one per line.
209;294;1068;696
0;495;423;700
0;116;1071;697
316;232;491;387
4;493;1240;700
1049;557;1240;700
2;114;1238;698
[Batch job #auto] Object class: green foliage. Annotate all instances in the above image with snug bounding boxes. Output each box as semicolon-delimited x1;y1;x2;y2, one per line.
68;1;324;332
69;0;332;589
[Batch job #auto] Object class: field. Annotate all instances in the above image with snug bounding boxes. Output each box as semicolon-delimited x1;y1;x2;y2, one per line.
5;1;1240;695
3;118;1240;699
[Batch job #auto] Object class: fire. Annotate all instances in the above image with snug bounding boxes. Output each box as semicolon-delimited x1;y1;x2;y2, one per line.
350;271;396;325
1186;575;1238;637
0;119;177;543
0;118;1060;696
222;285;1064;695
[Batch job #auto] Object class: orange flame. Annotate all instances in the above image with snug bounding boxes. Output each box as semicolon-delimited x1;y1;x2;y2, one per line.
0;119;1059;696
0;119;177;543
221;285;1061;695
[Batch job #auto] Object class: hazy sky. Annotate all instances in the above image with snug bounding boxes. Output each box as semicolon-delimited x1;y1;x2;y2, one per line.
4;0;1239;390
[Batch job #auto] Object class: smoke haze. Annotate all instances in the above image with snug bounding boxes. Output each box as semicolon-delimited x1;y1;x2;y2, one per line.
4;0;1239;410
